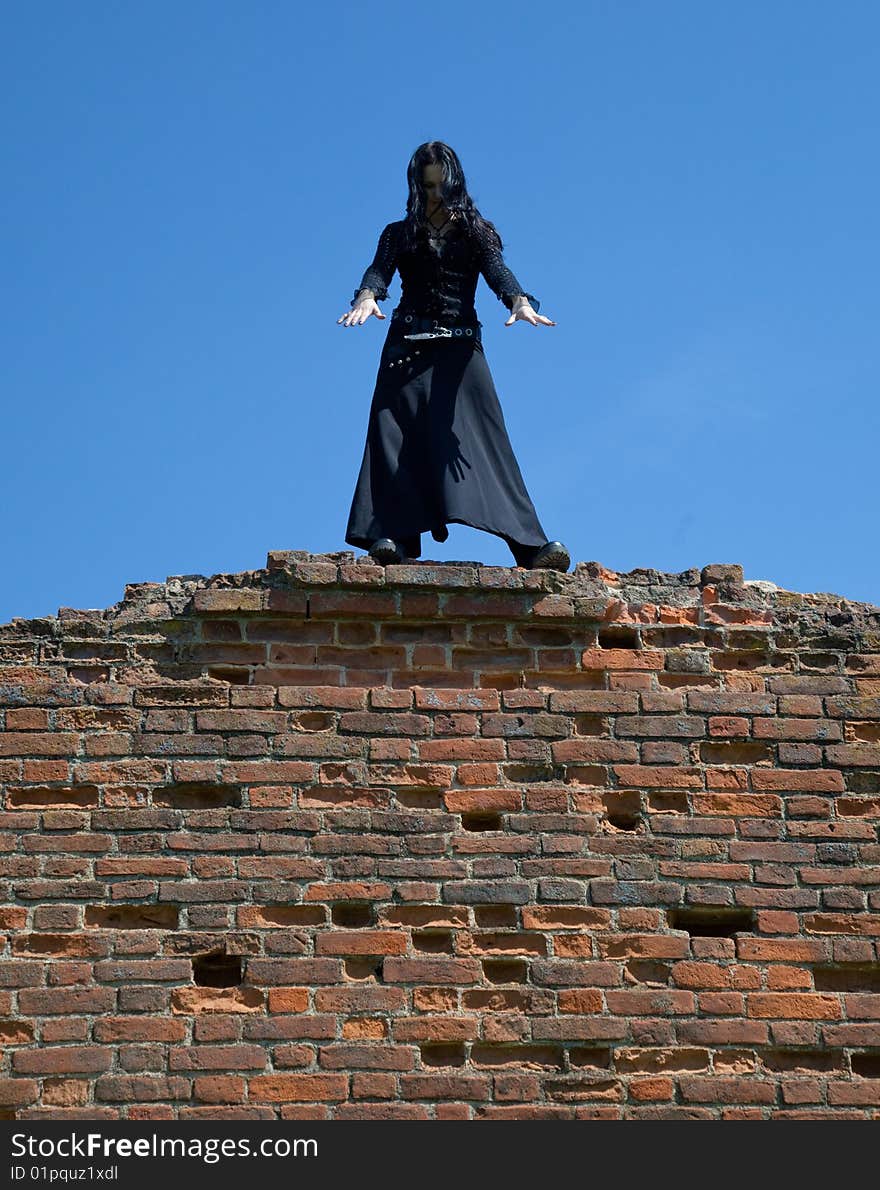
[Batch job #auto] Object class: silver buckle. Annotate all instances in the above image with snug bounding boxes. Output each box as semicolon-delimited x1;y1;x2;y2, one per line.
404;327;453;340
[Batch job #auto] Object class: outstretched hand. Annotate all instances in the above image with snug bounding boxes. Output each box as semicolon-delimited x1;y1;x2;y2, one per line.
337;298;386;327
505;303;556;328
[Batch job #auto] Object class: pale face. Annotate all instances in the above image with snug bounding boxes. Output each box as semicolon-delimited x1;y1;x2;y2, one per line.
422;163;446;218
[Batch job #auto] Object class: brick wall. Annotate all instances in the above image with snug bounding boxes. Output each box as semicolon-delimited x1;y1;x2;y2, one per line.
1;550;879;1120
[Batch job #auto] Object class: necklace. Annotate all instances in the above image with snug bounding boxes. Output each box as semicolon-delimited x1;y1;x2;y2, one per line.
425;207;455;247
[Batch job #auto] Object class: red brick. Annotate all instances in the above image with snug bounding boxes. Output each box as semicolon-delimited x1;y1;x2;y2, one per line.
351;1073;397;1098
93;1018;186;1042
168;1046;267;1070
804;914;880;935
400;1075;491;1100
95;1076;190;1102
599;935;689;959
737;938;827;961
315;931;406;956
751;769;844;792
342;1019;388;1040
0;735;81;759
418;740;506;761
445;790;523;814
414;688;500;710
613;765;703;788
335;1103;428;1119
494;1073;541;1101
0;1079;39;1106
748;994;840;1019
42;1079;90;1107
193;1077;246;1103
581;649;664;670
248;1075;348;1102
828;1082;880;1106
393;1017;479;1042
170;988;264;1014
605;991;695;1015
274;1045;316;1068
318;1045;415;1071
679;1077;776;1104
267;988;310;1013
383;958;481;984
13;1048;112;1074
19;989;116;1015
629;1077;674;1101
304;882;392;901
316;988;407;1012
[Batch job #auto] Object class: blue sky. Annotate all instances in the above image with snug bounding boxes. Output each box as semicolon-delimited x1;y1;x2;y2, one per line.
3;1;879;625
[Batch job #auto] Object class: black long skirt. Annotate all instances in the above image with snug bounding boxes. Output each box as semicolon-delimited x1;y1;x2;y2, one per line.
345;321;547;559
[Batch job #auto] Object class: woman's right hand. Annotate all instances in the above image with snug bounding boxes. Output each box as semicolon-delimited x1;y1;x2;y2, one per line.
337;298;385;326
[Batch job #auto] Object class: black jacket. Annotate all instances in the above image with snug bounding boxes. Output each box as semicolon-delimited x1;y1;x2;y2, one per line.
351;217;540;321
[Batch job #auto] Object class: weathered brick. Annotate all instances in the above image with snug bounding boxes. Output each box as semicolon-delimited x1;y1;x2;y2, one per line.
400;1074;491;1100
0;1079;39;1106
248;1075;348;1102
383;958;481;984
748;994;841;1019
193;1076;246;1103
315;930;406;956
95;1076;191;1102
19;988;117;1015
679;1077;776;1104
170;987;264;1014
168;1045;267;1070
14;1048;112;1074
93;1018;186;1042
2;557;878;1120
442;882;530;904
318;1044;415;1071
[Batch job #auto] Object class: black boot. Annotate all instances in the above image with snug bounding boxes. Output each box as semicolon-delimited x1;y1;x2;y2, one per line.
369;538;403;565
507;538;570;572
532;541;570;572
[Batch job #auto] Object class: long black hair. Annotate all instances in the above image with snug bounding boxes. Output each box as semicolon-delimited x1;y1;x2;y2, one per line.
400;141;503;258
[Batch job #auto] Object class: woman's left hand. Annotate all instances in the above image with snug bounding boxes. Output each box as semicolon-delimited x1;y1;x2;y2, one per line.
505;303;556;328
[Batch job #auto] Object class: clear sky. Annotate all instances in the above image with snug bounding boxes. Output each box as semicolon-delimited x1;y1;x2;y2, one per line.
3;1;879;626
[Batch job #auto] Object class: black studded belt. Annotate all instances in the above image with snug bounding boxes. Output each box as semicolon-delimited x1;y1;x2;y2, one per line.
392;312;481;340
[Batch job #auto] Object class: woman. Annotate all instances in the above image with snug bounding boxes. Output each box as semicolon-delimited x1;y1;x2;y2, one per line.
338;141;569;571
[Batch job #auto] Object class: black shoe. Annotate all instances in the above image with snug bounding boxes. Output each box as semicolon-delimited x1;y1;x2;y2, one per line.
531;541;571;572
369;538;403;565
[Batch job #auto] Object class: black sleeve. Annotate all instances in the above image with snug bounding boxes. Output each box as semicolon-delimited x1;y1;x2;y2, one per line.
473;220;541;313
351;221;399;307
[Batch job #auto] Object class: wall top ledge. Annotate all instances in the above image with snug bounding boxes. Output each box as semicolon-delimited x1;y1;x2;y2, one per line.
3;551;879;637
